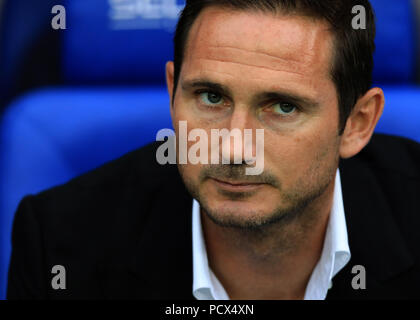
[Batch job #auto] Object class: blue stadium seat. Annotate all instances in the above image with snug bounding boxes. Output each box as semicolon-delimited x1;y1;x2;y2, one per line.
375;86;420;142
0;0;63;108
369;0;420;144
62;0;184;84
0;0;184;299
0;87;173;298
371;0;417;83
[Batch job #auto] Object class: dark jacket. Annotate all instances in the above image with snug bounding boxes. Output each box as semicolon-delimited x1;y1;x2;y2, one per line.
7;134;420;299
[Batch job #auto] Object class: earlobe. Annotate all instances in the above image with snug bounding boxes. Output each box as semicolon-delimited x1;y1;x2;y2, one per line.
339;87;385;159
165;61;175;107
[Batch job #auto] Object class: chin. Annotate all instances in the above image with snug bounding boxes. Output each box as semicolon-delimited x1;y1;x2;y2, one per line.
201;196;282;229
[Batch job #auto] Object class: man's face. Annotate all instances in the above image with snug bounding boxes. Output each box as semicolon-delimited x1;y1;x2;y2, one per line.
169;7;341;229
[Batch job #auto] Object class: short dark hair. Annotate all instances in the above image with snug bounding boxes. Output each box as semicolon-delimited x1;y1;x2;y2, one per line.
173;0;376;134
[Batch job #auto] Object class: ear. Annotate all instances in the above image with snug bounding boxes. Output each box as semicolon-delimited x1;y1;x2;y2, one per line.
339;87;385;159
165;61;175;116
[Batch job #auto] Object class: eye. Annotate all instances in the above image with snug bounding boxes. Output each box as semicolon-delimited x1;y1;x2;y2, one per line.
271;102;297;115
199;92;224;106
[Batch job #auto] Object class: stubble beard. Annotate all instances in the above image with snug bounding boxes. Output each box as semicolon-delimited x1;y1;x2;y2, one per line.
177;145;340;257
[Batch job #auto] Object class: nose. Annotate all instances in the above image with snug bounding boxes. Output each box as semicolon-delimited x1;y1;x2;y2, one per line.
219;108;257;165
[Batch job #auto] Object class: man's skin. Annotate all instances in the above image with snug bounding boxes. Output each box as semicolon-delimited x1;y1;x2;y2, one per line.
165;7;385;299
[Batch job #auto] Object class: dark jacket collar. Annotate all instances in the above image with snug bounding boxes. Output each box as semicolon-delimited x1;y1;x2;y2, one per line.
101;162;195;299
326;157;414;298
128;174;194;300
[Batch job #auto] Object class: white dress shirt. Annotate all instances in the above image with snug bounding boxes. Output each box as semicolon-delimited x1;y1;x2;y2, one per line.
192;169;351;300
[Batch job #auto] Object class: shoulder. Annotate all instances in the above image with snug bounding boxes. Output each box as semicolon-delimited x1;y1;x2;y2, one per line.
341;132;420;208
340;133;420;193
16;141;181;256
8;141;186;298
340;133;420;259
32;141;176;207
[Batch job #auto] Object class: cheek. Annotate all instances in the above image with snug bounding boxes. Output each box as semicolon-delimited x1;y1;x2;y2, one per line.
172;109;208;180
172;100;189;126
173;95;212;129
266;135;314;179
264;124;338;186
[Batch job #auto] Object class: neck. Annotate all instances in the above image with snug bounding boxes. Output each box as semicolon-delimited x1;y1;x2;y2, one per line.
201;179;335;300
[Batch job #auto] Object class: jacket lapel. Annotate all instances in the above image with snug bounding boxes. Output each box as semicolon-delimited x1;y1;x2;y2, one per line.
327;157;414;299
128;175;194;300
101;161;195;299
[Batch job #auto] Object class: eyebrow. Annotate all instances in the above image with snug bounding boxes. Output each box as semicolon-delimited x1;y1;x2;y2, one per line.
255;91;320;109
181;78;320;109
181;79;233;97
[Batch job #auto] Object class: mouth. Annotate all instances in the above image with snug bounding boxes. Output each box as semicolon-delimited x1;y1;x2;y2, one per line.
210;177;265;192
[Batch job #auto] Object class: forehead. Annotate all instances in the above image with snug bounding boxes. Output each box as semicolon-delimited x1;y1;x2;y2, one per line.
182;6;335;98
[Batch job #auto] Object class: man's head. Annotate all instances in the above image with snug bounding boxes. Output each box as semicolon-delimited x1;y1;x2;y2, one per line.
165;0;384;230
172;0;378;134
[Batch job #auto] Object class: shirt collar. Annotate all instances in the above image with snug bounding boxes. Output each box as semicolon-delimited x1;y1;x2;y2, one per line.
303;169;351;299
192;199;230;300
192;169;350;300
